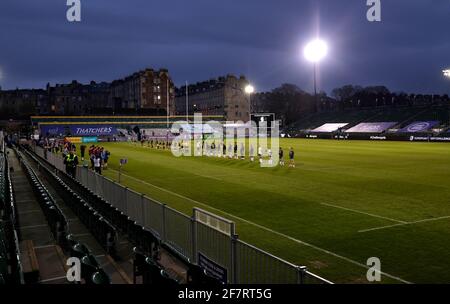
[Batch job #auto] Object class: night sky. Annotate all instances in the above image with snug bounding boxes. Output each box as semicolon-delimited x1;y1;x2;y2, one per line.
1;0;449;94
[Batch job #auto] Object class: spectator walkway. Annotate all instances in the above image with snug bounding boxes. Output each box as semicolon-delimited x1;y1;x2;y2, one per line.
24;151;133;284
7;148;68;284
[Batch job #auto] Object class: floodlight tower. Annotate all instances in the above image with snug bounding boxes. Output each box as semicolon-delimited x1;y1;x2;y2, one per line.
443;69;450;79
303;39;328;111
245;84;255;122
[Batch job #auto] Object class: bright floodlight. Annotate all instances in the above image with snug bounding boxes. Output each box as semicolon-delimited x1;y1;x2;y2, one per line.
443;69;450;78
304;39;328;63
245;84;255;94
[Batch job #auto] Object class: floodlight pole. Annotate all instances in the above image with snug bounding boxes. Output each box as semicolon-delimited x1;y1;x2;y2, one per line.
313;63;317;97
166;78;169;130
248;91;252;123
313;63;318;112
186;81;189;123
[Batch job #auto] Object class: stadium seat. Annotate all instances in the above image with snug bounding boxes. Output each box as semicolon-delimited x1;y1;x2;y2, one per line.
81;254;100;284
65;234;78;251
91;269;111;285
70;243;90;259
132;247;147;283
142;256;176;285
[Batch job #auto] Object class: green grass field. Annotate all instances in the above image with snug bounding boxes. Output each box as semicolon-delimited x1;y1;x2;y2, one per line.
85;139;450;284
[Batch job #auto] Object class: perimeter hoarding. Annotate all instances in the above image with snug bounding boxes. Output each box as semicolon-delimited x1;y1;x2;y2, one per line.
65;137;98;144
40;125;118;137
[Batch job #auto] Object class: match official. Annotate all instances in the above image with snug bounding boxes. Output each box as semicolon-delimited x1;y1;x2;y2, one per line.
64;150;79;178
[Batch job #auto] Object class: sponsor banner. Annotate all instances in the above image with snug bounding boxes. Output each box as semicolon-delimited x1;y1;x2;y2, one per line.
370;136;387;140
399;121;439;133
65;137;82;144
65;137;98;143
410;136;450;142
198;252;228;284
41;125;67;136
346;122;397;133
82;137;98;143
334;135;349;139
41;125;118;136
312;123;349;133
72;125;117;136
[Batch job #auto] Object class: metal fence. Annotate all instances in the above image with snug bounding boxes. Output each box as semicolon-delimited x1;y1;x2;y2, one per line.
164;206;194;262
235;239;300;284
33;145;332;284
34;146;65;172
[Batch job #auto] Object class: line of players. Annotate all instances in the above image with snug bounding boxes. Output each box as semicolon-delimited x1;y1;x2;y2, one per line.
135;137;295;168
197;141;295;168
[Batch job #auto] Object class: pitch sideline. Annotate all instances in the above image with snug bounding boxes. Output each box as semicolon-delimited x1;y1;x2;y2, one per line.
108;169;412;284
321;202;407;224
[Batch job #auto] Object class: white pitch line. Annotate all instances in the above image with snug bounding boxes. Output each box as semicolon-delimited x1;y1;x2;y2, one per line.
358;223;406;233
321;203;407;224
110;170;412;284
359;215;450;233
193;173;223;181
192;172;251;181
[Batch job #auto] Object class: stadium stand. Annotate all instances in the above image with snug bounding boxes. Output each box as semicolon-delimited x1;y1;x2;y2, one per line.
17;152;69;243
286;108;382;133
21;149;118;256
0;138;24;284
364;107;421;125
16;150;116;284
10;147;124;284
27;146;226;285
285;104;450;136
397;105;450;130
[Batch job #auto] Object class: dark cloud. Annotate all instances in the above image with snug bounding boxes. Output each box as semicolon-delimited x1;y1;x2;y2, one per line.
0;0;449;94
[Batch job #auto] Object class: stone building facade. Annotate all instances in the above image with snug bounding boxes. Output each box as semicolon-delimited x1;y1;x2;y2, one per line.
0;89;47;119
109;68;175;115
175;75;251;121
47;81;110;115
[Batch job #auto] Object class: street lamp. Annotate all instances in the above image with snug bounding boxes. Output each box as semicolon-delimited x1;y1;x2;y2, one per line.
443;69;450;78
245;84;255;94
245;84;255;122
303;39;328;111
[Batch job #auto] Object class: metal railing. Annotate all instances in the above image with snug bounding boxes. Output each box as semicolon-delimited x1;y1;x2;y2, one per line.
33;145;332;284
